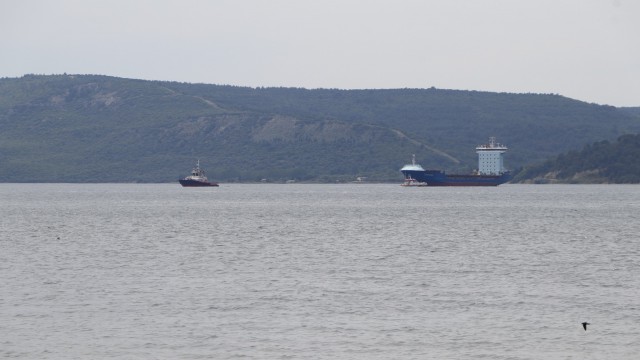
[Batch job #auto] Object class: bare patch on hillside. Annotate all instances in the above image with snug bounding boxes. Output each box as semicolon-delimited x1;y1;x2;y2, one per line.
251;116;389;143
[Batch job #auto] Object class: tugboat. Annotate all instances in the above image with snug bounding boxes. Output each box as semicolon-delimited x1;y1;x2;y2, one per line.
179;160;219;187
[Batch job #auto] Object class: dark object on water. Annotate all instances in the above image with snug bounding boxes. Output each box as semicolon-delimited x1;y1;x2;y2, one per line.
400;137;511;186
179;160;219;187
582;322;590;331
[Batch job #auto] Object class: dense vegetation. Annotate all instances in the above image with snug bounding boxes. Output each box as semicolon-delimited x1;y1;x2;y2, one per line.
513;134;640;183
1;74;639;183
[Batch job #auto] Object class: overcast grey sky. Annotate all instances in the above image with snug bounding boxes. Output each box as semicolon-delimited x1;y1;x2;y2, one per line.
1;0;638;106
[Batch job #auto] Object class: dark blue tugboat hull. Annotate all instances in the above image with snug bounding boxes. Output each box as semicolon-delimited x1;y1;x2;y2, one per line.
179;179;219;187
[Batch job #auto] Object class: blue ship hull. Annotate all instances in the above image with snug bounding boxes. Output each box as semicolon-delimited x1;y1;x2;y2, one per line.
401;169;511;186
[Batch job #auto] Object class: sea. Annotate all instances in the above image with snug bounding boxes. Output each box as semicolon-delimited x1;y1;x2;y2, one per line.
1;183;639;359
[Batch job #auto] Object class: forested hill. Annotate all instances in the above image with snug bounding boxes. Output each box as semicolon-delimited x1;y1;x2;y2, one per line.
618;107;640;118
513;134;640;183
1;74;639;182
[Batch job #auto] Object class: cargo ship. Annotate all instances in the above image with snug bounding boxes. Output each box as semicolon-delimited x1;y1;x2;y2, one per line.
400;137;511;186
179;160;219;187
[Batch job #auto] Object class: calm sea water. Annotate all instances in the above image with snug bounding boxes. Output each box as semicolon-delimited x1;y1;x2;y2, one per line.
1;184;639;359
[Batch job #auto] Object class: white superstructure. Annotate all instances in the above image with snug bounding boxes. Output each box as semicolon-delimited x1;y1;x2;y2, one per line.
476;137;508;175
185;159;209;181
400;154;425;172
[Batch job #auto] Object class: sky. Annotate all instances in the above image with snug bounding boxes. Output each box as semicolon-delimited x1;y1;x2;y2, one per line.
1;0;639;106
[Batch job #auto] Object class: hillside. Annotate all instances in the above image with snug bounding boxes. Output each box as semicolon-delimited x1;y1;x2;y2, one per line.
513;134;640;184
618;107;640;121
1;74;639;182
